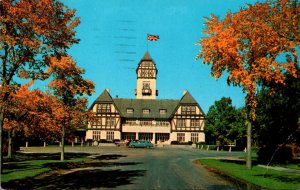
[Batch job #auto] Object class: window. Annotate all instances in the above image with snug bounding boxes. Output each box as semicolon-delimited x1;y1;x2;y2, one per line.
93;131;101;141
106;131;114;141
159;109;167;114
156;133;170;142
181;106;196;115
142;82;151;95
122;132;136;140
190;119;200;127
191;133;199;143
143;109;150;114
176;119;186;127
177;133;185;142
142;82;150;90
97;104;111;113
106;117;115;127
91;117;101;127
127;108;134;114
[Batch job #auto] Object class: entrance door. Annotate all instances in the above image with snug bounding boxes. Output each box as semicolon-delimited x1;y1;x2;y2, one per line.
155;133;170;143
138;133;153;141
121;132;136;141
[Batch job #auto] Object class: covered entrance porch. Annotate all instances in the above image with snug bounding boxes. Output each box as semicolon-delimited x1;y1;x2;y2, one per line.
121;132;170;144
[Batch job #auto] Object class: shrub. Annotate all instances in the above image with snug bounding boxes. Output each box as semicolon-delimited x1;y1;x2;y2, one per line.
257;145;293;164
170;141;193;145
170;141;179;145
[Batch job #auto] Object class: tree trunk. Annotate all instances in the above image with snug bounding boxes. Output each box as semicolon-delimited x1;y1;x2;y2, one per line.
60;125;65;161
0;107;4;174
246;119;252;169
7;130;12;159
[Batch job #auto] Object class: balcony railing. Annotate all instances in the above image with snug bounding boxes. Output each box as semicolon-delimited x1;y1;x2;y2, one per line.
142;88;152;95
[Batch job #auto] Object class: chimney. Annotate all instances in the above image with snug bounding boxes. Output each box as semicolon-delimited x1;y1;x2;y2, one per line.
105;88;110;93
183;90;187;95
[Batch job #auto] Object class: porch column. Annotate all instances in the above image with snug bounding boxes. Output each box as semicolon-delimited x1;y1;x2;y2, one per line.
152;133;156;144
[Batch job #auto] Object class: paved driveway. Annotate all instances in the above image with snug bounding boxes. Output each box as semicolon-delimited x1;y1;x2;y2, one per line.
19;146;247;190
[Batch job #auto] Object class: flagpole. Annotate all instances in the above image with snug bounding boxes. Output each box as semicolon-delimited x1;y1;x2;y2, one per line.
146;34;148;51
146;34;159;51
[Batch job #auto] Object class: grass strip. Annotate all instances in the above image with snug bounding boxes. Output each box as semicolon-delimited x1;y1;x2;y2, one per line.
199;159;300;190
2;155;88;183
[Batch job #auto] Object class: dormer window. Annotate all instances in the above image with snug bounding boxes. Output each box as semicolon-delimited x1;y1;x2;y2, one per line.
159;109;167;114
143;109;150;114
127;108;134;114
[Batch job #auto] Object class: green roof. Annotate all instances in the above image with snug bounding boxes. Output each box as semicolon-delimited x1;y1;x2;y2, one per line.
95;89;113;102
180;91;198;104
89;89;113;110
113;98;179;119
90;89;206;118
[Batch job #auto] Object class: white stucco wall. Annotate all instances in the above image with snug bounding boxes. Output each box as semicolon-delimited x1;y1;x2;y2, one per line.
122;125;170;133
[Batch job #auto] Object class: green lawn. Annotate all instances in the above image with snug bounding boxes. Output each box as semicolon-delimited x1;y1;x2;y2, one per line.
2;153;89;183
199;159;300;190
280;164;300;171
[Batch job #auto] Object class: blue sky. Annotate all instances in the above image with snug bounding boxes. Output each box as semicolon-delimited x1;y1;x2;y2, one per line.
60;0;260;113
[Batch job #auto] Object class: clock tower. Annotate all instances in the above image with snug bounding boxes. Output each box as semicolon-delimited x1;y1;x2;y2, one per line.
135;51;158;99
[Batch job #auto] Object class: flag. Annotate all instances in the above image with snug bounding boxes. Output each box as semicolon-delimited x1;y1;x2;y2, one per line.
147;34;160;41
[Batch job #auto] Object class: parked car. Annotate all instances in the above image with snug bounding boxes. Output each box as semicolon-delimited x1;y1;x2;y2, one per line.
128;140;154;148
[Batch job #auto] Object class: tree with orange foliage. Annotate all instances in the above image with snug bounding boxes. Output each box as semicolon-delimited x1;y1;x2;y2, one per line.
0;0;80;173
196;0;299;169
48;56;95;161
3;87;61;158
266;0;300;47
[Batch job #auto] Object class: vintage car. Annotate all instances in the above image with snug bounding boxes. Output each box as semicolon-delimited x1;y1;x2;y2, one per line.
128;140;154;148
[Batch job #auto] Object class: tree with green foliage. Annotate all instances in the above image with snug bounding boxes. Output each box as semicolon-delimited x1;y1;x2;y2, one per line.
254;71;300;163
205;97;246;148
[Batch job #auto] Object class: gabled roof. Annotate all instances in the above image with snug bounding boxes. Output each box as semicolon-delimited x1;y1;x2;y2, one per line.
180;91;198;104
179;90;206;117
113;98;179;119
90;89;206;118
89;89;113;110
95;89;113;102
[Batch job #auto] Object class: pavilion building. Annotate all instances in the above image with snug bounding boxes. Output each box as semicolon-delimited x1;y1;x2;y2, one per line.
86;51;205;144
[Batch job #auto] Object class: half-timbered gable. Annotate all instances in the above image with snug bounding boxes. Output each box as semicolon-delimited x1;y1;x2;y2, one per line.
87;89;122;141
170;91;205;143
